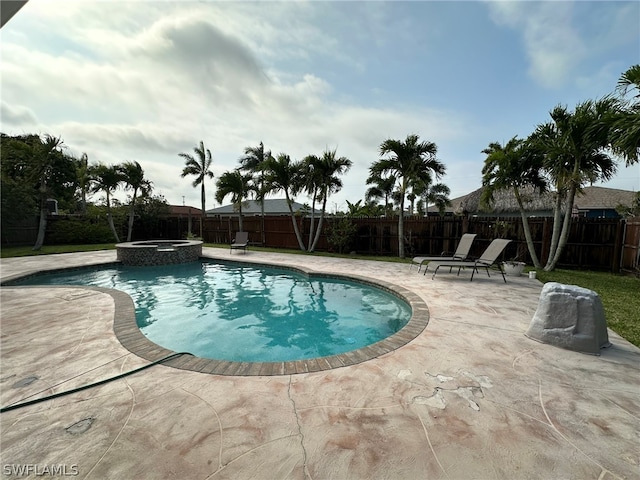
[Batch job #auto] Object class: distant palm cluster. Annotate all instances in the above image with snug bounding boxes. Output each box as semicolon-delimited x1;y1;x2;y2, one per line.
1;66;637;262
1;134;164;250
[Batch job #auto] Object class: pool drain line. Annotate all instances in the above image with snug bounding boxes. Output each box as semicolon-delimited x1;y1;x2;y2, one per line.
0;352;194;414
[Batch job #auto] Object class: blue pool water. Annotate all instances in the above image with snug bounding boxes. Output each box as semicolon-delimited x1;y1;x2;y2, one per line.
14;261;411;362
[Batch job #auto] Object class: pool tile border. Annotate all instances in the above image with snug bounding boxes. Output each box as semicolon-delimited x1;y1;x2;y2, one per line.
3;256;430;376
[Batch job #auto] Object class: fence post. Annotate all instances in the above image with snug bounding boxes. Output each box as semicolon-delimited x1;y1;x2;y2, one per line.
612;220;624;274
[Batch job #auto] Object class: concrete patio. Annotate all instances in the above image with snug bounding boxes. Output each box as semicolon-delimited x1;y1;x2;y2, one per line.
1;248;638;479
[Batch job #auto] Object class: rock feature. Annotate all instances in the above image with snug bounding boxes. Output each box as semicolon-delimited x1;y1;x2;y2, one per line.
525;282;611;354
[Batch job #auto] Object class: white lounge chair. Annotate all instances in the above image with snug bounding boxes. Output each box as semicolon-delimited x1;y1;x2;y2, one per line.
230;231;249;254
426;238;512;282
410;233;477;273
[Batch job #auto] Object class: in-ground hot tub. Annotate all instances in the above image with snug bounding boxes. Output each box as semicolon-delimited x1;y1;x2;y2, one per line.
116;240;202;266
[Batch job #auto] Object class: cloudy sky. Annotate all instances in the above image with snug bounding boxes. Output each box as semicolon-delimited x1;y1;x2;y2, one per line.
1;0;639;212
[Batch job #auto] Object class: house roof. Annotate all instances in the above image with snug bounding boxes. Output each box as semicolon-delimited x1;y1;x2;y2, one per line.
572;186;637;210
448;186;555;215
168;205;202;216
206;198;317;215
448;186;636;215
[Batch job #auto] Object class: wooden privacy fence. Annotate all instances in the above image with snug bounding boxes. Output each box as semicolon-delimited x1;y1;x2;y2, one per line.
149;214;640;273
14;213;635;273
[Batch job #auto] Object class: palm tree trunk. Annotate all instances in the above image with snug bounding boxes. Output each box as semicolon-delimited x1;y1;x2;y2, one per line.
308;192;317;248
545;184;578;271
309;196;328;252
545;192;564;269
238;204;244;232
81;190;87;215
33;201;47;251
398;195;405;258
106;192;120;243
126;189;137;242
514;188;541;268
285;194;306;251
260;199;265;245
33;182;48;251
200;181;206;239
260;176;266;245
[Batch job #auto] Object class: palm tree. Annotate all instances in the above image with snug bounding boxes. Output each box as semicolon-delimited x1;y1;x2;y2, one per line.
300;154;323;248
616;64;640;99
30;135;65;250
371;134;445;258
179;141;214;238
418;181;451;216
264;153;307;251
481;136;546;268
610;65;640;166
120;160;152;242
215;169;254;232
239;142;274;245
89;163;124;242
533;99;618;271
308;148;352;252
407;175;433;215
365;172;396;217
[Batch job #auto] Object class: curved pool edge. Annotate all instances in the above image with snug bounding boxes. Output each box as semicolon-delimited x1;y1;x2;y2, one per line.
1;255;430;376
110;257;430;376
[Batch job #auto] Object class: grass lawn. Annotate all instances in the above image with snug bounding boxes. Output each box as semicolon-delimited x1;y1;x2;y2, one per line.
1;243;638;348
0;244;116;258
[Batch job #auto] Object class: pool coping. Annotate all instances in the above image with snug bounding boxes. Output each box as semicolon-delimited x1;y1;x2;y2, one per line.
2;255;430;376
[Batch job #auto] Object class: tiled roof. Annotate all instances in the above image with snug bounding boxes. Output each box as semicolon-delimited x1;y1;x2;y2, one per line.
206;198;319;215
573;186;637;209
447;186;636;214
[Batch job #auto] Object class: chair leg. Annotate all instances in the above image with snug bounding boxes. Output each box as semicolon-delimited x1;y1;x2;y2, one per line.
470;267;484;281
431;266;440;280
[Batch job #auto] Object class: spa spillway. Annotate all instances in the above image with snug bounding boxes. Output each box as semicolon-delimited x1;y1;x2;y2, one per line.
116;240;203;266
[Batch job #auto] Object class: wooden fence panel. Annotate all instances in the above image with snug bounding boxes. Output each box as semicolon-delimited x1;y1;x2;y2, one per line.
5;208;632;274
552;218;620;271
168;214;635;273
621;216;640;274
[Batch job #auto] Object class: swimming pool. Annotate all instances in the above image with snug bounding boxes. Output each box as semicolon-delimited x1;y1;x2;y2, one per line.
11;260;414;364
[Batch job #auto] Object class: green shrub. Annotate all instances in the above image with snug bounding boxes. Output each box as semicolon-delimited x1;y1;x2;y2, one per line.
47;218;114;244
327;216;357;254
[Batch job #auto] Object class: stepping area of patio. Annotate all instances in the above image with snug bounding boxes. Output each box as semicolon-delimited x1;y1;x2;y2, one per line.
1;248;638;479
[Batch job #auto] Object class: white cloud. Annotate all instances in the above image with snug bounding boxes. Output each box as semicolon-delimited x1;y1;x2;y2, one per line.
486;1;587;88
2;1;637;210
0;1;506;210
1;101;38;127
